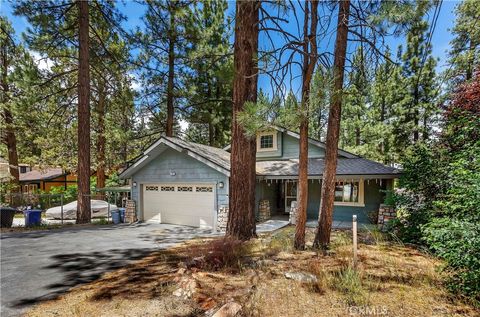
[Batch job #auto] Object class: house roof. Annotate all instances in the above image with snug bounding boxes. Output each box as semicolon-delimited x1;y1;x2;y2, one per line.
164;137;231;171
120;136;400;180
120;137;231;178
19;168;67;182
256;158;401;178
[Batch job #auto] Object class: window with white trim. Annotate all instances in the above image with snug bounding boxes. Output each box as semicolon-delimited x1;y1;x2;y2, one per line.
256;132;277;152
177;186;193;192
333;180;364;206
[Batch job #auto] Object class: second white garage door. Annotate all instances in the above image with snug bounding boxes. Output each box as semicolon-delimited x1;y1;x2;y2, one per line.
142;183;215;228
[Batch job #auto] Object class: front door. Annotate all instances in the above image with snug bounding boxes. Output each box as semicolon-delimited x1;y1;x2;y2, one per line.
284;181;297;214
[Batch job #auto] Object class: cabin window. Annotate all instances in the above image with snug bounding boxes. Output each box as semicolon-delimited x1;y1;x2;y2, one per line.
257;132;277;152
20;166;27;173
333;180;364;206
23;184;37;193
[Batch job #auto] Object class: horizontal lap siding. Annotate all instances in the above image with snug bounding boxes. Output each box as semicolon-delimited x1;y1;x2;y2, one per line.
306;180;387;223
282;134;325;159
131;148;229;218
256;132;326;161
256;131;283;160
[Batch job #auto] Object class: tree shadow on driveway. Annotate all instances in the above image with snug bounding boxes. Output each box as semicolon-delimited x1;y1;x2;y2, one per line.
10;247;157;309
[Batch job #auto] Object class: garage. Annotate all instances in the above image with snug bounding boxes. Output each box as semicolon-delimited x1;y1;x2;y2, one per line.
142;183;215;228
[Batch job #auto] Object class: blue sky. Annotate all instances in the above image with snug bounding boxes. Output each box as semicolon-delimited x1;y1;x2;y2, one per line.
0;0;459;97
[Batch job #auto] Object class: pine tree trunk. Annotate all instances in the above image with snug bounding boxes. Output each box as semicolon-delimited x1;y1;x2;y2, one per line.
76;0;91;223
166;5;175;137
422;114;428;141
1;43;20;192
313;0;350;250
380;97;386;162
295;0;318;250
120;102;129;166
466;40;474;81
4;109;19;190
208;122;214;146
226;0;259;241
96;82;106;197
413;85;419;142
355;123;360;146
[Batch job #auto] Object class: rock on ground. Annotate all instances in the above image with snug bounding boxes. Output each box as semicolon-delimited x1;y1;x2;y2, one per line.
212;302;242;317
284;271;318;283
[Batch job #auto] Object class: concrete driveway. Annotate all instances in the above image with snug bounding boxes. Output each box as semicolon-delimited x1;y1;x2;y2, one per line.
0;223;213;317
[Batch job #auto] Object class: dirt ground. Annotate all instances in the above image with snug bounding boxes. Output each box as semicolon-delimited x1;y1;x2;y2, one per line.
25;227;478;317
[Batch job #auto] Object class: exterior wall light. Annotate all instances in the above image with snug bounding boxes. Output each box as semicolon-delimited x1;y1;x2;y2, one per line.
133;181;137;187
218;181;224;189
170;170;176;176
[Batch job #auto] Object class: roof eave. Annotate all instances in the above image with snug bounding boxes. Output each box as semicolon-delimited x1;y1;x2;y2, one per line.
256;173;401;180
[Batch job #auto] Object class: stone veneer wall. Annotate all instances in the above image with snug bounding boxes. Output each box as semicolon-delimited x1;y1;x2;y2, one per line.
125;200;137;223
289;201;298;224
377;204;396;229
217;206;229;232
258;200;271;222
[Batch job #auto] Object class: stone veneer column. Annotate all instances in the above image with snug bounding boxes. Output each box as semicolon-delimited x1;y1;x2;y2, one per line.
217;205;229;232
289;201;298;225
377;204;396;229
258;200;271;222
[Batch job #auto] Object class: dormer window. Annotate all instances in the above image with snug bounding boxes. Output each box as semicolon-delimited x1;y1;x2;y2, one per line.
257;131;277;152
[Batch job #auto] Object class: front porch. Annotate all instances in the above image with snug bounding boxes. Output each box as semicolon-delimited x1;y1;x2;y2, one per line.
255;177;393;225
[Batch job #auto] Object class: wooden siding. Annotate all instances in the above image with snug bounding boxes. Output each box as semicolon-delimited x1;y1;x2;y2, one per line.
282;134;325;159
256;131;326;161
20;174;77;193
131;148;229;220
256;131;283;160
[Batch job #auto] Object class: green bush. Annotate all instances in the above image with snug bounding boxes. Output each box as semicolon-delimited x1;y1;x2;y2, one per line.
47;185;78;204
386;188;431;243
422;218;480;306
385;76;480;304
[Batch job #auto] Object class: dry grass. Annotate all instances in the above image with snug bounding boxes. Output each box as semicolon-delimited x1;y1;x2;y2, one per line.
26;226;479;317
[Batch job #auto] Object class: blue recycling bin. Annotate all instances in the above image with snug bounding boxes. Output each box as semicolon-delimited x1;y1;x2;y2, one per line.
24;209;42;227
111;210;121;224
119;208;126;223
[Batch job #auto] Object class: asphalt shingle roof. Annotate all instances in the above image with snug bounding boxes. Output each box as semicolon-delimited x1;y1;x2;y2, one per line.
164;137;231;171
19;168;66;181
165;137;399;176
256;158;400;176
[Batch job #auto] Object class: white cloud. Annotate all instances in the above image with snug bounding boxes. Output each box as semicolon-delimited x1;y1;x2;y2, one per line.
29;50;53;71
130;81;141;91
179;119;189;132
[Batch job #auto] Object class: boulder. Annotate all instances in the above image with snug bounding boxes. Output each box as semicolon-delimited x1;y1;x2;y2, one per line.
212;302;242;317
284;271;318;283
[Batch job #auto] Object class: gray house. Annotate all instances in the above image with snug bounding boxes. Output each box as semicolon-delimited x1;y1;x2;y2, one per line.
119;127;400;230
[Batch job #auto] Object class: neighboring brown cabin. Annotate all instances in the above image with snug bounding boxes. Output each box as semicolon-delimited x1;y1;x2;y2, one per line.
19;167;77;193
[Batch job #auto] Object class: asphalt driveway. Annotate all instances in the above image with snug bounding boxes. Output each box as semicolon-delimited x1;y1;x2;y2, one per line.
0;223;213;317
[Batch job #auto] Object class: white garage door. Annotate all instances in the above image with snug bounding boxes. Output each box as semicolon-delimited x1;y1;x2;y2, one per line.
142;183;215;228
